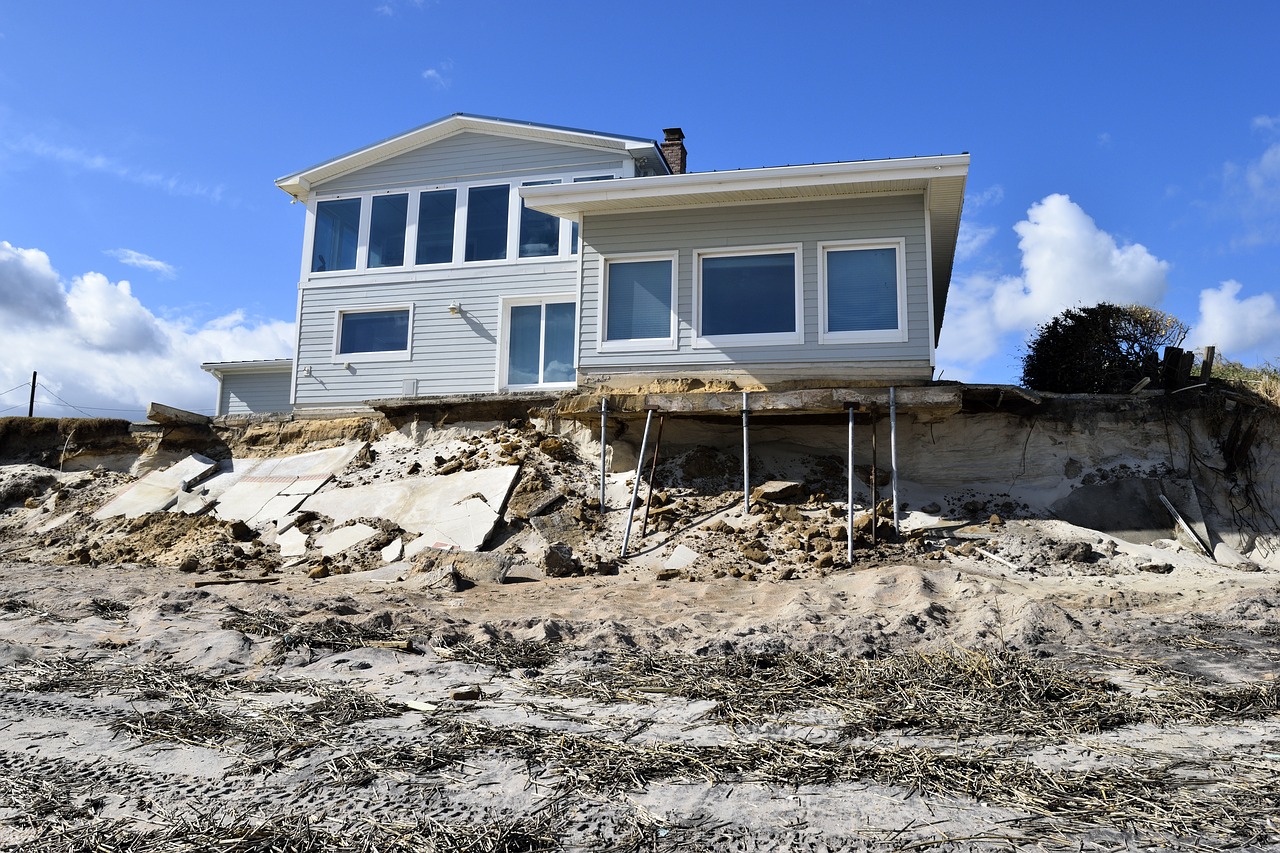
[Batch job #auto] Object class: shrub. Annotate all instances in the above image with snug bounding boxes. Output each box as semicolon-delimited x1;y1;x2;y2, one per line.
1021;303;1189;393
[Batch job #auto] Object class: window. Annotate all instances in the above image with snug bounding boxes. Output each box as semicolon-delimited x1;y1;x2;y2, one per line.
695;246;802;346
601;255;677;350
519;180;560;258
336;308;412;360
465;184;510;261
312;198;361;272
819;240;907;343
503;298;576;388
415;189;456;265
368;194;408;268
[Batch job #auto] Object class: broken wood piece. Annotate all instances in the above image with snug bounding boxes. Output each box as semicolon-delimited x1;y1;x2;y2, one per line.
192;576;283;587
975;548;1020;572
361;639;418;653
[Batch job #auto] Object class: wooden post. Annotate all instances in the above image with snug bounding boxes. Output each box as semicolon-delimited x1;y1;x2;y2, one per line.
28;371;36;417
1161;346;1182;392
1199;346;1216;382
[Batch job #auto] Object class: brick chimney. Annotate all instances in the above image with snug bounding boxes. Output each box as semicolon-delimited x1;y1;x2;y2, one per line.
661;127;687;174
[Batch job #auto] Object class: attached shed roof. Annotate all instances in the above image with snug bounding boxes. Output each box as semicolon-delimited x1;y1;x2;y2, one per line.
201;358;294;378
521;153;969;343
275;113;671;202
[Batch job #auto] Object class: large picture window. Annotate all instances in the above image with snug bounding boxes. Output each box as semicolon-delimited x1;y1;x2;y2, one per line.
695;247;802;346
602;255;676;350
336;308;411;359
503;299;576;388
312;198;361;273
819;240;907;344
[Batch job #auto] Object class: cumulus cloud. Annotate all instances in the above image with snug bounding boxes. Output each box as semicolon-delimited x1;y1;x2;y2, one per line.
0;242;292;419
955;221;997;262
106;248;176;278
1187;280;1280;362
1252;114;1280;132
937;194;1170;378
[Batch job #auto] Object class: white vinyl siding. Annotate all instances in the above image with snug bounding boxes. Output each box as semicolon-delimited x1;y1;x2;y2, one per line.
577;194;931;375
217;368;293;416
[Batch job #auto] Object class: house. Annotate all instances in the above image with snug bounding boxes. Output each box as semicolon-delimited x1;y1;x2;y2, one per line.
202;114;967;416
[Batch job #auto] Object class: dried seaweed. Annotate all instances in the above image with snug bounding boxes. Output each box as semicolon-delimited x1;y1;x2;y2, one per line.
221;606;418;663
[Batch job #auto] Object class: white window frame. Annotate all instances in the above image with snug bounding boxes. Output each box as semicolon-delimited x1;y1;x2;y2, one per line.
331;304;415;363
817;238;908;345
693;243;804;349
496;293;578;391
304;170;620;280
598;250;679;353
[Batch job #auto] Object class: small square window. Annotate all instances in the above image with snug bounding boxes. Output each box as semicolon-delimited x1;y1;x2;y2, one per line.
820;241;906;343
337;309;410;356
603;257;675;347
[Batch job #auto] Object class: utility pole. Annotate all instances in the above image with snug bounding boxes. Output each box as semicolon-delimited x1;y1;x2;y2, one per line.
28;371;36;418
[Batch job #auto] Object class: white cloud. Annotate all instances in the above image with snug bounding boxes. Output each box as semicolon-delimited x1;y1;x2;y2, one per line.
1222;140;1280;247
106;248;176;278
422;60;453;89
9;135;226;203
955;221;997;262
0;242;292;418
1251;114;1280;132
1187;280;1280;362
937;194;1170;378
1097;131;1112;147
966;185;1004;211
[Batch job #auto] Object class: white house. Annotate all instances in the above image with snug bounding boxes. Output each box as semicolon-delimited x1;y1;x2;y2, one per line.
203;114;967;415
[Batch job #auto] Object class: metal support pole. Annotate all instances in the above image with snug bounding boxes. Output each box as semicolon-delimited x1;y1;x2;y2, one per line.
870;409;878;546
890;386;900;536
620;408;654;557
741;391;750;515
640;413;666;539
28;371;36;418
847;405;855;563
598;397;607;512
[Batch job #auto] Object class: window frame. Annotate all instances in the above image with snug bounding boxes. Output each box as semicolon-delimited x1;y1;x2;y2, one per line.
304;170;619;279
598;251;679;353
817;238;908;345
331;305;415;363
497;294;578;391
693;243;804;349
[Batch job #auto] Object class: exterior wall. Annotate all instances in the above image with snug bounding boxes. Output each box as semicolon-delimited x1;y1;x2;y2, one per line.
292;132;630;408
294;262;580;407
218;369;293;415
318;132;625;194
577;194;931;382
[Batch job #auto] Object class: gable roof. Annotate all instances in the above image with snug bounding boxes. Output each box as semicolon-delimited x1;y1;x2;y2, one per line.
275;113;671;202
521;154;969;343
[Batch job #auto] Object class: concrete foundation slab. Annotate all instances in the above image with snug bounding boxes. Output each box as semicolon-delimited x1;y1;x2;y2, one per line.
318;523;379;557
213;444;366;524
301;466;518;552
93;454;217;519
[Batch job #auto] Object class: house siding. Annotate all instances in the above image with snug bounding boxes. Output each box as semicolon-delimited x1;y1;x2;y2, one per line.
293;261;579;407
317;132;626;194
219;369;293;416
578;195;931;379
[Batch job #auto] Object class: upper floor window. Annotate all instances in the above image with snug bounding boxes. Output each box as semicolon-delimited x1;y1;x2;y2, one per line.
312;198;361;272
818;239;907;344
694;245;803;348
307;173;616;277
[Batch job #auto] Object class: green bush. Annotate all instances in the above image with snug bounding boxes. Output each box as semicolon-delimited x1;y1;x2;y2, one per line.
1021;303;1189;393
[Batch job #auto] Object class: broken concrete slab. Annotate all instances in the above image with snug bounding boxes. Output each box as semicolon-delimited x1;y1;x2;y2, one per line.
213;444;367;525
413;545;514;584
276;527;309;558
665;544;702;572
750;480;805;504
301;466;519;552
381;537;404;563
318;523;379;557
93;454;218;519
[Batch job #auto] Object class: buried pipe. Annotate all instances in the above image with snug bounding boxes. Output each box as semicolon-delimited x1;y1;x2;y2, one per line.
599;397;607;513
890;386;900;536
620;408;654;558
847;405;855;563
640;411;666;539
741;391;750;515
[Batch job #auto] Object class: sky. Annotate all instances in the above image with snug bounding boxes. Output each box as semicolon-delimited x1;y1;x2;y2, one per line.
1;1;1278;419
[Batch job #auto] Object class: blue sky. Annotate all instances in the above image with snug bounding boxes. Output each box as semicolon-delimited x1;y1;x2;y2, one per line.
2;1;1278;417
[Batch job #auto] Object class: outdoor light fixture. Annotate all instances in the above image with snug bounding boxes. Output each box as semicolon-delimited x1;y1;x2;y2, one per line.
449;301;461;315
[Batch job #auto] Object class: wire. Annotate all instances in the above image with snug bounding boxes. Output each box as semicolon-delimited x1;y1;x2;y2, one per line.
0;404;26;414
36;383;95;418
0;384;31;399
